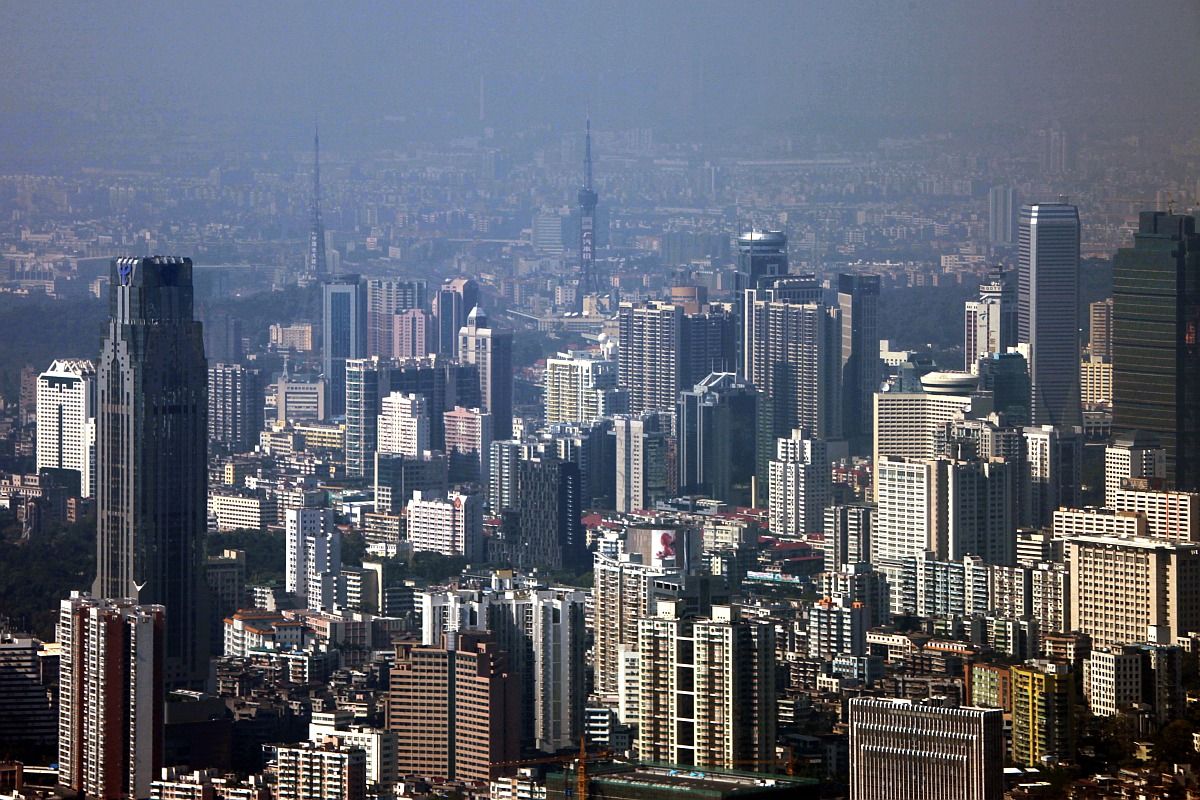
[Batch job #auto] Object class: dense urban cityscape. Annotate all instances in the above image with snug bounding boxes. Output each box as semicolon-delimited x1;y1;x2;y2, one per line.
1;4;1200;800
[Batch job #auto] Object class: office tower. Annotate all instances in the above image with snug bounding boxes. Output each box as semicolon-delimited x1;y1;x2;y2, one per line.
768;430;830;537
458;306;514;440
1066;535;1200;649
679;306;738;386
496;456;585;570
58;593;165;800
344;358;382;479
677;372;759;506
36;359;96;497
373;451;447;514
1113;212;1200;491
1023;425;1082;529
849;698;1003;800
207;363;263;454
1018;202;1082;428
618;301;682;415
406;490;483;559
577;118;599;307
285;508;341;612
535;419;617;510
975;352;1031;424
823;504;873;568
613;413;671;513
808;594;866;660
964;272;1017;371
837;273;881;454
736;230;788;289
322;275;367;418
272;741;365;800
1089;297;1114;360
205;549;246;649
873;374;988;467
432;277;479;358
377;392;429;458
365;278;426;358
94;256;208;689
637;603;775;770
744;290;842;442
393;308;432;359
989;185;1018;246
543;350;625;426
0;634;57;754
276;376;325;423
873;457;937;594
421;580;587;752
443;406;493;484
307;128;327;279
1011;660;1076;767
1105;431;1166;507
387;633;520;783
532;207;567;256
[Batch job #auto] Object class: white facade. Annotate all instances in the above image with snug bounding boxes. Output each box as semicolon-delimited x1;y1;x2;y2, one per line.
543;350;622;426
377;392;429;458
873;457;935;603
405;490;482;560
767;430;830;536
286;508;341;611
36;359;96;497
1083;648;1143;717
613;413;670;513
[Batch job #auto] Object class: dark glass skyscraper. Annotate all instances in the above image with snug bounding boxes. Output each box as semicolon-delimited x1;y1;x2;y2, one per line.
322;274;367;418
1018;202;1081;429
736;230;788;289
94;256;209;689
837;273;881;455
677;372;759;507
1113;212;1200;491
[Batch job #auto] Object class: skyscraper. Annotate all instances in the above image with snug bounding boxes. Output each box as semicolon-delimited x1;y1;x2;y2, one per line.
365;279;426;358
498;456;585;571
577;117;599;309
964;271;1017;371
677;372;759;506
837;273;881;454
207;363;263;454
613;413;671;513
458;306;513;440
1112;212;1200;491
1089;297;1114;361
36;359;96;497
617;301;682;415
94;256;209;689
543;350;625;426
285;508;341;612
377;392;430;458
322;275;367;418
1018;202;1081;428
308;127;328;279
58;593;165;800
432;278;479;358
768;430;831;537
736;230;788;289
989;185;1018;247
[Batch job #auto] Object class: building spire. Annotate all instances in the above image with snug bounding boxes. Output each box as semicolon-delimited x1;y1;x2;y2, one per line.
584;114;593;192
308;121;328;278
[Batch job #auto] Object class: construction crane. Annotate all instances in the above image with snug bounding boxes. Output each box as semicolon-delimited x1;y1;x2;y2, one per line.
491;738;611;800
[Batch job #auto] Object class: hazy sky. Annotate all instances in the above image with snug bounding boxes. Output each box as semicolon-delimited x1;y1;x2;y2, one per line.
1;1;1198;154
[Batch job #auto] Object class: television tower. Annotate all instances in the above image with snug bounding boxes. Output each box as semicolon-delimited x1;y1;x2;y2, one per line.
308;126;328;278
577;116;598;311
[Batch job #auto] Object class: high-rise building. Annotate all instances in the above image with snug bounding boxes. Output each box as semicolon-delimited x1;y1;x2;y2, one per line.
307;128;328;279
736;230;788;289
532;207;567;256
820;562;890;628
536;419;617;510
432;278;479;358
543;350;625;426
498;456;585;571
420;578;586;752
744;290;842;442
1023;425;1082;529
964;271;1017;372
36;359;96;497
94;256;209;688
808;594;866;660
873;374;987;468
768;430;830;537
285;508;341;612
637;603;775;770
458;306;513;440
679;306;738;387
276;376;325;423
387;633;520;783
322;275;367;418
443;406;493;485
377;392;429;458
837;273;881;454
406;490;483;560
344;357;382;479
1112;212;1200;491
58;593;165;800
618;301;682;415
272;741;365;800
849;698;1003;800
577;118;599;307
1018;202;1082;428
823;504;873;569
373;452;447;515
0;634;57;754
677;372;759;507
1011;660;1075;767
365;278;426;358
1066;535;1200;649
613;413;671;513
207;363;263;454
989;185;1018;246
392;308;432;360
1089;297;1114;360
